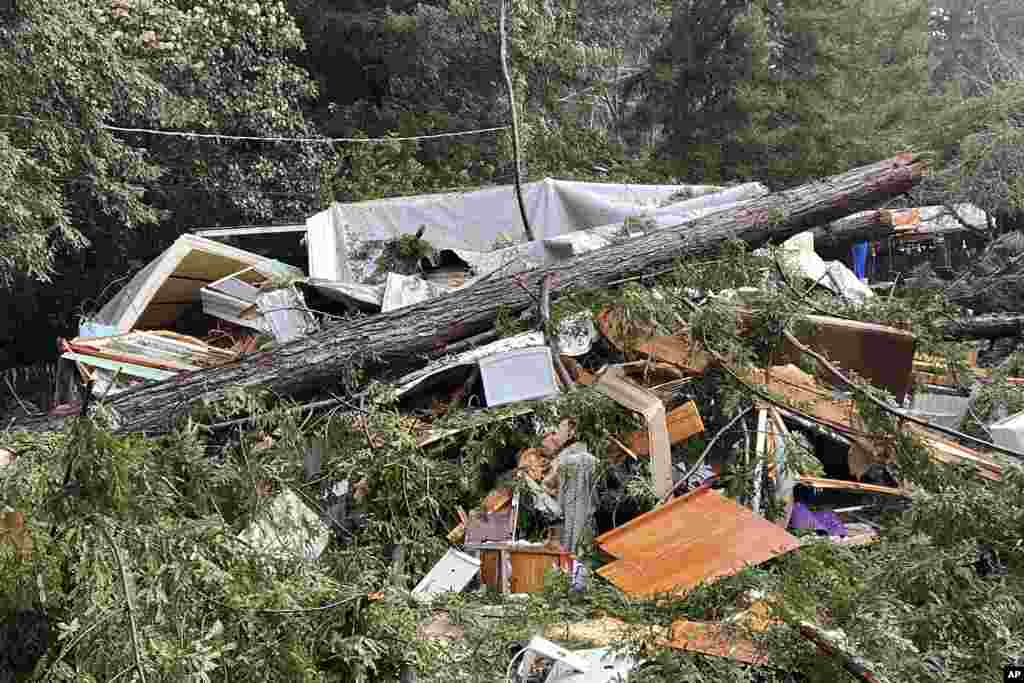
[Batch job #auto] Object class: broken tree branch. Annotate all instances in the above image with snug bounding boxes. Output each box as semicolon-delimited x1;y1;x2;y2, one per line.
810;210;891;259
662;405;754;505
97;522;147;683
540;273;574;388
13;155;926;436
940;313;1024;340
782;330;1024;460
797;621;893;683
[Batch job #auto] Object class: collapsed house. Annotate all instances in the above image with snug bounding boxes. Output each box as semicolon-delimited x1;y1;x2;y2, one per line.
24;159;1024;681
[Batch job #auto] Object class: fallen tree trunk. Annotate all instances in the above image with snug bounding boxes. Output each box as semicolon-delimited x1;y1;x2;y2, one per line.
940;313;1024;340
17;154;925;435
945;272;1024;314
811;210;890;259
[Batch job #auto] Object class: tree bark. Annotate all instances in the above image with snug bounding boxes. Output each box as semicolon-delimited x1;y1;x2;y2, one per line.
16;154;925;435
811;210;890;259
941;313;1024;340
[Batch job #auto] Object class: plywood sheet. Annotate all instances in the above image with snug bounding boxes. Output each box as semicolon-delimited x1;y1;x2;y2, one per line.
595;488;800;597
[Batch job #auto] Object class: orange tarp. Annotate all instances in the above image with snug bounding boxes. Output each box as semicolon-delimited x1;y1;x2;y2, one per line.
595;487;801;597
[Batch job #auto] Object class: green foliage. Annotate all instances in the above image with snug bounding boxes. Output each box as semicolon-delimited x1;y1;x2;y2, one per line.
636;0;928;186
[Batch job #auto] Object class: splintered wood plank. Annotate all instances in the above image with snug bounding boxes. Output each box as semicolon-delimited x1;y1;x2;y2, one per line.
595;487;800;597
625;400;705;456
595;308;710;372
668;620;768;665
796;476;908;496
543;615;770;666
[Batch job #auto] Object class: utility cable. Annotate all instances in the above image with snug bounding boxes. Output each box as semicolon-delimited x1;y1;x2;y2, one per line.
0;113;509;144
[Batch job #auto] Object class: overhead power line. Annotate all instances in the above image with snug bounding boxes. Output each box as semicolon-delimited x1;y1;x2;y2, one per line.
0;114;510;144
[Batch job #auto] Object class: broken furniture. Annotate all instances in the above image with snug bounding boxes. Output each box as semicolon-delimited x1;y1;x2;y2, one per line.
83;233;302;335
465;542;574;594
744;364;1005;483
202;267;319;343
448;488;514;543
595;366;674;498
621;401;704;458
595;486;801;597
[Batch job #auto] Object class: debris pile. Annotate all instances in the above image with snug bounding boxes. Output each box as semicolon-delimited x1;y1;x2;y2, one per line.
6;156;1024;681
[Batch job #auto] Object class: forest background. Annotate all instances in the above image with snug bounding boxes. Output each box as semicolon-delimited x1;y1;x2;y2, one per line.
1;0;1022;371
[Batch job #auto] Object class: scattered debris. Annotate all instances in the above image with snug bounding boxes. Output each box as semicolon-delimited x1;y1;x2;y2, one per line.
381;272;451;312
17;159;1024;680
595;365;675;498
988;409;1024;452
468;542;574;594
479;346;560;407
622;401;704;458
412;548;481;601
83;233;302;334
540;647;637;683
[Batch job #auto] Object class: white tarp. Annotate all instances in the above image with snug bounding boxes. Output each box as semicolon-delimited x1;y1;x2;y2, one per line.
307;178;769;284
780;232;874;305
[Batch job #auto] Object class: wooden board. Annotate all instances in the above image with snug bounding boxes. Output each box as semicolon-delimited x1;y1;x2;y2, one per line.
595;308;711;373
595;487;801;597
543;614;770;666
796;476;908;496
625;401;704;457
596;366;674;498
782;314;916;403
477;544;573;594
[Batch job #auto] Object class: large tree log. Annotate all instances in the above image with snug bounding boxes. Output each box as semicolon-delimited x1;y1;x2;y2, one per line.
941;313;1024;340
16;154;925;435
811;210;889;259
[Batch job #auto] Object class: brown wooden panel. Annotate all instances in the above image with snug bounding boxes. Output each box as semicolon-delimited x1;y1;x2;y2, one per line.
626;401;704;456
785;315;916;403
595;488;800;597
